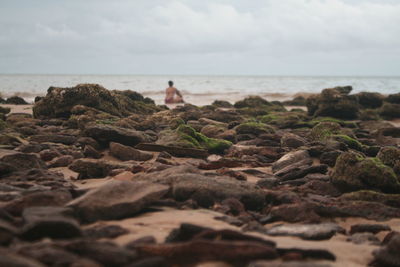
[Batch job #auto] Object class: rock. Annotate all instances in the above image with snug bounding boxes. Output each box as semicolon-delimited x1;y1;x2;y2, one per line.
387;93;400;104
21;207;81;240
0;219;18;245
307;87;359;119
47;155;74;168
109;142;153;161
320;150;342;167
83;144;102;159
347;233;380;245
33;84;161;118
266;223;343;240
269;203;321;223
84;124;153;147
372;233;400;267
339;190;400;208
309;122;342;141
200;125;225;139
0;150;46;175
69;158;133;179
39;149;60;161
380;103;400;119
67;180;169;223
349;224;391;235
281;133;306;148
29;134;77;145
6;96;28;104
331;151;400;193
16;243;98;267
0;248;46;267
271;150;311;173
212;100;233;108
84;224;129;239
63;240;138;266
157;124;232;154
377;146;400;168
135;143;208;158
249;261;332;267
4;190;73;216
277;164;328;182
234;122;275;136
0;106;11;114
356;92;384;109
135;240;278;265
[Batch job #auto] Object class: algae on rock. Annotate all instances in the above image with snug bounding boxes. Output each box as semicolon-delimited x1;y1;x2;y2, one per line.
332;152;400;193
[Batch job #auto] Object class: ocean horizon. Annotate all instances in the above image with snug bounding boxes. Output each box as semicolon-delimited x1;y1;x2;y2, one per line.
1;74;399;105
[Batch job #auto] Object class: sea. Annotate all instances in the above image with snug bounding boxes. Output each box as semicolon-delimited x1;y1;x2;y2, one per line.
0;74;399;105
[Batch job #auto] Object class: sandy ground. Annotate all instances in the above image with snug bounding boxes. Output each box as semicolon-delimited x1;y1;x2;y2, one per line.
3;103;400;266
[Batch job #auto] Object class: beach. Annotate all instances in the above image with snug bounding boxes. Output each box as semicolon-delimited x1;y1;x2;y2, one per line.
0;84;400;266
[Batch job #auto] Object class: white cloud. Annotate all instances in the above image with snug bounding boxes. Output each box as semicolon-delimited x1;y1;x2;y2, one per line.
0;0;399;75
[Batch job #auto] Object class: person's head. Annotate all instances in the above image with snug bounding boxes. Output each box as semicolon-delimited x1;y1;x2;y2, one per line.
168;80;173;87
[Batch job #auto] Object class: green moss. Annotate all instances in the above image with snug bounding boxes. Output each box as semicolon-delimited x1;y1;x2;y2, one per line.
169;118;185;130
377;147;400;168
332;151;400;193
332;134;363;150
96;118;118;125
309;122;342;141
234;122;275;135
177;124;232;154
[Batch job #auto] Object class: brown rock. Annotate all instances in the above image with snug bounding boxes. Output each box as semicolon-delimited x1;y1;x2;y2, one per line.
110;142;153;161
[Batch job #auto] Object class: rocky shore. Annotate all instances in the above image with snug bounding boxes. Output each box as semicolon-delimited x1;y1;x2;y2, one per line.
0;84;400;267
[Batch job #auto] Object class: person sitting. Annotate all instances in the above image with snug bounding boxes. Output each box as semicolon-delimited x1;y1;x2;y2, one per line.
165;80;184;104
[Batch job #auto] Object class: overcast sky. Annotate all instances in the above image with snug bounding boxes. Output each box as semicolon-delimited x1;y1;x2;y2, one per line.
0;0;399;76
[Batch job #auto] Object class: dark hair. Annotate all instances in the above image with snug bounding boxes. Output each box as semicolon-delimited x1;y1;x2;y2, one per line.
168;80;173;86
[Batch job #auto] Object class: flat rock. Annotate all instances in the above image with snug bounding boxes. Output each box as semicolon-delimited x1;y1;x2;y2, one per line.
0;219;18;245
69;158;133;179
109;142;153;161
29;134;77;145
0;149;46;174
84;124;152;147
67;180;169;223
272;150;311;174
266;223;343;240
21;207;81;241
350;224;391;235
135;143;208;158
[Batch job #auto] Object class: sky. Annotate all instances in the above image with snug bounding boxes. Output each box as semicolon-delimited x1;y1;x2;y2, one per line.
0;0;399;76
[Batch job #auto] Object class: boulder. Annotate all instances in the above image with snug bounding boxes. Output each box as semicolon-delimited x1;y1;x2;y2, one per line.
0;248;45;267
0;150;46;175
386;93;400;104
157;125;232;154
47;155;74;168
69;158;133;179
306;87;359;119
6;96;28;105
109;142;153;161
234;122;275;136
331;152;400;193
84;124;153;147
377;146;400;168
372;233;400;267
33;84;161;118
29;134;77;145
380;103;400;119
67;180;169;223
356;92;384;109
309;122;342;141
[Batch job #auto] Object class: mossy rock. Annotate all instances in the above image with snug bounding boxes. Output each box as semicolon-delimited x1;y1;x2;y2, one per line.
307;117;357;128
212;100;233;108
309;122;342;141
332;152;400;193
340;190;400;208
377;147;400;168
33;84;162;119
259;112;308;129
379;103;400;119
234;122;275;135
359;109;381;121
157;124;232;154
332;134;363;151
234;96;271;109
356;92;384;109
169;118;185;130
